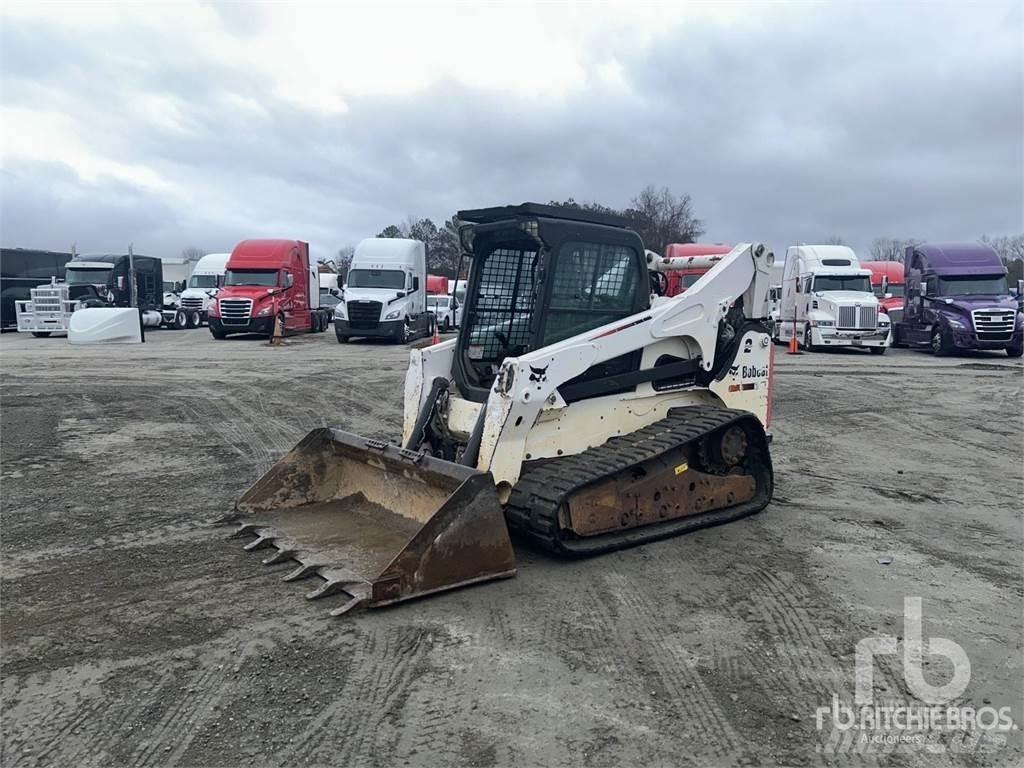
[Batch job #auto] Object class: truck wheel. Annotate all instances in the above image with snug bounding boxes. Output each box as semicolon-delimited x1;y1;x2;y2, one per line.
442;317;450;333
803;327;816;352
398;322;410;344
187;310;201;329
210;328;227;340
31;332;51;338
869;346;886;355
173;310;188;330
931;326;952;357
1007;344;1023;358
890;327;907;348
271;314;285;340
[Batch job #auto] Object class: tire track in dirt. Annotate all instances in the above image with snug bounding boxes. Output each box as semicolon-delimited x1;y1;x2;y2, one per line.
2;522;210;580
274;627;433;765
602;568;744;764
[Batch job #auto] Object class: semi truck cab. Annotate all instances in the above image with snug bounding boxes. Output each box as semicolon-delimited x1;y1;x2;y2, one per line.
776;245;890;353
180;253;230;323
209;240;330;339
861;261;906;324
334;238;434;344
894;243;1022;357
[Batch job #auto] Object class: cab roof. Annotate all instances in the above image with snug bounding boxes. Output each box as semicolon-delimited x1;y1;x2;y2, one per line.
908;243;1005;276
228;240;304;267
458;202;632;229
859;261;905;284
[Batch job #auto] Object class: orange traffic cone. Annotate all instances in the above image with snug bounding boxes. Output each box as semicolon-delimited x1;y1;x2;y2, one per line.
431;324;441;345
268;314;285;346
787;334;801;355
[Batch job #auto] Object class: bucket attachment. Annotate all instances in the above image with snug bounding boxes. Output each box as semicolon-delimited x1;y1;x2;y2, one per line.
227;428;517;615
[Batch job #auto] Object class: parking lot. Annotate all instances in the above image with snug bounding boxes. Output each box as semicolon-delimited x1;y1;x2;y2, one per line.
1;329;1022;766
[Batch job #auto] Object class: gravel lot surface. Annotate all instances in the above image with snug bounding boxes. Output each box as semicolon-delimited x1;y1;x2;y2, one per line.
2;329;1021;766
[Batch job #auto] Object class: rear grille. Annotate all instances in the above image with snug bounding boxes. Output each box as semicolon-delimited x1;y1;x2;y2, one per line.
181;297;205;310
972;309;1015;341
837;305;877;330
220;298;252;325
347;300;382;329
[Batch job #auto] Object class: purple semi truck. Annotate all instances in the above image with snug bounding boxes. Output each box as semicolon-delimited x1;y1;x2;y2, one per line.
892;243;1022;357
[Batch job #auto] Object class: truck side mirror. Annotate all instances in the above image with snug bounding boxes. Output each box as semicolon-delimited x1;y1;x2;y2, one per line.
920;282;928;297
412;276;419;292
284;273;293;289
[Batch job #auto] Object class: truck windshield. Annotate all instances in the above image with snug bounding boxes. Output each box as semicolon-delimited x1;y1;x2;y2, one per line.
348;269;405;289
224;269;278;287
66;267;112;285
812;275;871;293
937;276;1008;296
873;283;905;297
189;274;219;288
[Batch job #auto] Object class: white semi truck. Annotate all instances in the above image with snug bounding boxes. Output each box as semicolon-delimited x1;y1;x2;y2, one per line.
179;253;230;324
775;245;890;353
333;238;435;344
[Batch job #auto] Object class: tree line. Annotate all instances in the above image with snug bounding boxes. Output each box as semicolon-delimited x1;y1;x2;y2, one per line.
332;185;705;277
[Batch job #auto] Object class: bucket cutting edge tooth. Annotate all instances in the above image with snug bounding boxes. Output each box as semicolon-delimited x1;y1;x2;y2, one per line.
261;548;298;565
329;596;367;617
282;563;322;582
242;533;276;552
227;522;264;540
306;577;361;601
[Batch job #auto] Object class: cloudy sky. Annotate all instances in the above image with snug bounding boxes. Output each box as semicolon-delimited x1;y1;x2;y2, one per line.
1;1;1021;264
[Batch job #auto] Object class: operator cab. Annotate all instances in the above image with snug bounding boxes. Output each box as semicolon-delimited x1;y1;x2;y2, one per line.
454;203;650;403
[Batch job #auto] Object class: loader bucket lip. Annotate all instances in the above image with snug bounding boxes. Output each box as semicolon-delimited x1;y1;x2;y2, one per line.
230;427;517;616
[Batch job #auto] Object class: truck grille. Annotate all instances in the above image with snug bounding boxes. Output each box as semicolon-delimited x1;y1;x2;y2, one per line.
347;300;382;329
180;297;205;310
972;309;1015;341
837;305;877;330
219;298;252;325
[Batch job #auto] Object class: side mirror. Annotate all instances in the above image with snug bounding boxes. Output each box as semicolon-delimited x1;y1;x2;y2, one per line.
412;276;419;292
396;291;406;299
920;282;928;297
284;273;294;289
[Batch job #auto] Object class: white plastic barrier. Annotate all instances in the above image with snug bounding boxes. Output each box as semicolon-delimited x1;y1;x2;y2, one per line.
68;308;143;344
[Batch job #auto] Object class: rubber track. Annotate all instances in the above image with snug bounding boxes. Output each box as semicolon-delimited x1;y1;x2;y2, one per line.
505;405;772;556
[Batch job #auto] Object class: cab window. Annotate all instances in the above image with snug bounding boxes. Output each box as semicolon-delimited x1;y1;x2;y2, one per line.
542;241;640;345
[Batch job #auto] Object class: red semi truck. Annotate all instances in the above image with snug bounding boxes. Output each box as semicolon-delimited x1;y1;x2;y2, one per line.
658;243;733;296
861;261;905;320
426;274;449;294
209;239;331;339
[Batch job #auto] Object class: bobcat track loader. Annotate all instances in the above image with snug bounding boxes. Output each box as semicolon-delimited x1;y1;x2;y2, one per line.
226;204;776;615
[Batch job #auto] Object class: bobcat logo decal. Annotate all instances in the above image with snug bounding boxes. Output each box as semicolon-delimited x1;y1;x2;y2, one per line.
528;364;549;383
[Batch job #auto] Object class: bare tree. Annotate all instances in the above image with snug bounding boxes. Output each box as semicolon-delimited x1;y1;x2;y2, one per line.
626;186;705;254
982;234;1024;262
824;235;846;245
334;245;355;276
180;246;207;262
870;237;923;262
551;187;705;253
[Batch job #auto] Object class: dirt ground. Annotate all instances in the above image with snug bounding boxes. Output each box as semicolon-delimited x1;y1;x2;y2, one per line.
1;328;1021;767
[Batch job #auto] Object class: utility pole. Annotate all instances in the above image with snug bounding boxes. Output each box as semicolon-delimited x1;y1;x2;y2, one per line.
128;243;138;308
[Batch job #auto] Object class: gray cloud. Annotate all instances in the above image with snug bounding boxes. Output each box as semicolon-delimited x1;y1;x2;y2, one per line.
1;3;1021;264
